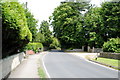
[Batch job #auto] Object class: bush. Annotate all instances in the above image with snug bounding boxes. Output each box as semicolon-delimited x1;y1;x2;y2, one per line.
49;37;61;49
103;38;120;53
23;43;43;53
2;2;32;58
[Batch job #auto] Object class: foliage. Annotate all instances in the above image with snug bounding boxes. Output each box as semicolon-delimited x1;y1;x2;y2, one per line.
23;43;43;53
50;37;61;49
101;2;120;38
84;7;104;48
25;8;38;42
2;2;32;58
39;20;52;47
38;67;46;78
1;0;18;2
103;38;120;53
51;2;90;49
0;3;1;18
34;32;45;43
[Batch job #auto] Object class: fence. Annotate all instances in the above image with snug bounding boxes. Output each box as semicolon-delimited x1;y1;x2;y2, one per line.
0;52;25;80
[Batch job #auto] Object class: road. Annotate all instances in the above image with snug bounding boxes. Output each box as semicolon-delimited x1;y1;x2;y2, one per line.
43;52;119;78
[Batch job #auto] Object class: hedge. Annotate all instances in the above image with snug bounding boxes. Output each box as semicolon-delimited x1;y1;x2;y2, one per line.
2;2;32;58
103;38;120;53
23;43;43;53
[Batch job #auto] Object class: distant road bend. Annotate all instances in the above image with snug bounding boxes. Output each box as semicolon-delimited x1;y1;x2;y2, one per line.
43;52;118;78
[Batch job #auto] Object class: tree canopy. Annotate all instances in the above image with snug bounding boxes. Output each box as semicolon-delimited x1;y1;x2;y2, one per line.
2;2;32;58
52;2;90;49
39;20;52;47
101;2;120;38
84;7;104;48
25;9;38;42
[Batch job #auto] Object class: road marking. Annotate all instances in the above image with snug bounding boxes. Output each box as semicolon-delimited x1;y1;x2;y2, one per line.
42;53;51;78
85;59;119;72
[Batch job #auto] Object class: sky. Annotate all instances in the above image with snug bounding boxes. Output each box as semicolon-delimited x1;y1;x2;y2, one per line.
18;0;105;26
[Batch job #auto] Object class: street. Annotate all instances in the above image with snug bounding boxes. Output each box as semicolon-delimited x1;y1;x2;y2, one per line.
43;52;118;78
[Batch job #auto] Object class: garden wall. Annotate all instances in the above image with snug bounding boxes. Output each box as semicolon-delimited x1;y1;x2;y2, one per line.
0;52;25;80
87;46;103;53
66;46;84;52
99;52;120;60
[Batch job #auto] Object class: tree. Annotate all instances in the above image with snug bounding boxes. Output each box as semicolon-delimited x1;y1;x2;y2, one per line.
84;7;104;48
39;20;52;47
0;3;1;18
2;2;32;58
25;9;38;42
51;2;90;49
84;1;120;48
34;32;45;43
50;37;61;49
101;2;120;38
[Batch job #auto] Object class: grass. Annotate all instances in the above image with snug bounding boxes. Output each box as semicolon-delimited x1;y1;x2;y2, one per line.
38;67;46;78
93;57;119;68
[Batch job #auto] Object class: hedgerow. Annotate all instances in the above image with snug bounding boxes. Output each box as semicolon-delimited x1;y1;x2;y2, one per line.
2;2;32;58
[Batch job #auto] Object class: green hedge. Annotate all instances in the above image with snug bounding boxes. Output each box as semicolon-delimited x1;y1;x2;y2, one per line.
103;38;120;53
2;2;32;58
24;43;43;53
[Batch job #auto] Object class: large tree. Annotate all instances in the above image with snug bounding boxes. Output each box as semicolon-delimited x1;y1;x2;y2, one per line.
101;2;120;38
84;7;104;48
25;9;38;42
39;20;52;47
34;32;45;43
52;2;90;49
2;2;32;58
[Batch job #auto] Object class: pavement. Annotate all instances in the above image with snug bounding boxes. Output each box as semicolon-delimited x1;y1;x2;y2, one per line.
43;52;119;78
8;53;43;78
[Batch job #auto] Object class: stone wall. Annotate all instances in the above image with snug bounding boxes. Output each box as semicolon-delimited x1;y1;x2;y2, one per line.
66;49;84;52
87;46;103;53
0;52;25;80
99;52;120;60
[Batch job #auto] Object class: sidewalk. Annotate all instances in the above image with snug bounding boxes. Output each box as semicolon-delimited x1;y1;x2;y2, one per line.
8;53;43;78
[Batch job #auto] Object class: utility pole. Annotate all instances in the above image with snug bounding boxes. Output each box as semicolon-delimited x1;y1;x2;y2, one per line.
25;2;28;9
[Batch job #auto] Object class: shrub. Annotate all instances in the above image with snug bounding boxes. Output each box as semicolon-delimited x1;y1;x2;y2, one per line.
103;38;120;53
23;43;43;53
2;2;32;58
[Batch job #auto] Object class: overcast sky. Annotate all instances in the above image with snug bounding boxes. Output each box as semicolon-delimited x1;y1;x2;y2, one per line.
18;0;104;26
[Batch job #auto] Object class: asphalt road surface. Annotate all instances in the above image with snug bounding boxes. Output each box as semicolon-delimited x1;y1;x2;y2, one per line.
43;52;119;78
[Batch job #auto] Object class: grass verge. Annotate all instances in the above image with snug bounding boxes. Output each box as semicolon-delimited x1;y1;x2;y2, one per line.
38;67;47;78
92;57;120;70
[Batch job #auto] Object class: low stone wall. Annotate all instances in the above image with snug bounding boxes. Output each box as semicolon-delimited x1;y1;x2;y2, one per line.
0;52;25;80
87;46;103;53
70;53;100;60
93;48;103;53
66;48;84;52
99;52;120;60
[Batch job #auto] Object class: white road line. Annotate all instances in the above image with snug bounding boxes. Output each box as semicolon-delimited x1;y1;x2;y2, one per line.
42;53;51;78
85;59;119;72
69;53;119;72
